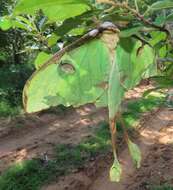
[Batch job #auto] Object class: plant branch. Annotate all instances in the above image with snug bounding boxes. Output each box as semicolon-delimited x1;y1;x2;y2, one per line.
158;58;173;63
132;34;151;47
100;1;169;35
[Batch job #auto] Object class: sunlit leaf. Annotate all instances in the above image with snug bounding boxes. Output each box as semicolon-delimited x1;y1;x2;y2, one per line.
0;17;12;30
0;16;35;31
149;31;167;46
68;27;86;36
14;0;91;22
47;33;60;47
34;52;52;69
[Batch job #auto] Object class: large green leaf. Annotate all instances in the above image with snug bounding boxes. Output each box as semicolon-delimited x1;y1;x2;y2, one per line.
14;0;91;22
23;39;110;113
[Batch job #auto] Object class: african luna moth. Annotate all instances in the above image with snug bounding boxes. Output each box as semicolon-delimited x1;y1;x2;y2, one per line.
23;22;155;182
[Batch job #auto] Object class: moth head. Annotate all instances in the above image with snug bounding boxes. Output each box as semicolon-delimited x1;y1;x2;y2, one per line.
100;22;120;33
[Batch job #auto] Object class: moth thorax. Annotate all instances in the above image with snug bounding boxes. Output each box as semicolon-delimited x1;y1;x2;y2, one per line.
101;30;119;61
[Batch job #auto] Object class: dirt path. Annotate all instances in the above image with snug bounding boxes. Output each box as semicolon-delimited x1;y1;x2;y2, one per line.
42;108;173;190
0;84;152;174
0;105;107;173
89;108;173;190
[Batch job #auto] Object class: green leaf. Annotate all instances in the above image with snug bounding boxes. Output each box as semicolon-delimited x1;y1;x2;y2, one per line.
109;159;122;182
127;139;141;168
14;0;91;22
159;45;167;58
34;52;52;69
149;31;167;46
15;16;36;31
120;26;143;38
166;12;173;21
23;38;110;113
54;11;89;36
47;33;60;47
0;16;36;31
154;15;167;26
0;17;12;30
148;0;173;12
68;27;86;36
152;76;173;88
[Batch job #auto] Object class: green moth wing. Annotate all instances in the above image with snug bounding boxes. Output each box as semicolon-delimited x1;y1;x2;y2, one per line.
100;37;155;116
109;158;122;182
23;39;110;113
116;38;155;90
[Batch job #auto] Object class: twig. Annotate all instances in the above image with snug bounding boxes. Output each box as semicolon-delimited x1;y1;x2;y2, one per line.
158;58;173;63
98;1;169;35
122;3;169;34
132;34;152;47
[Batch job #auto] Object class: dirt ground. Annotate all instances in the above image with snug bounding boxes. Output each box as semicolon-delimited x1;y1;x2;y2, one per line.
41;108;173;190
1;84;173;190
0;104;107;173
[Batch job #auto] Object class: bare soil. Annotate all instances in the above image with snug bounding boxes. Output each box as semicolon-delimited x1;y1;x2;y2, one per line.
41;108;173;190
0;104;107;173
